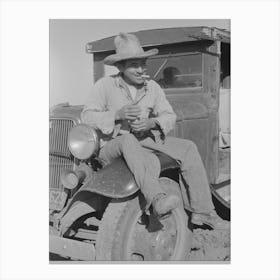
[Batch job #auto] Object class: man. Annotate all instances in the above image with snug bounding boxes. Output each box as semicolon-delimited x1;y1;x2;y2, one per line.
81;33;228;230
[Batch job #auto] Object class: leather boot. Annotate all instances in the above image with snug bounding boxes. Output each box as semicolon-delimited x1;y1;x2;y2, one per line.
152;193;180;216
191;210;230;230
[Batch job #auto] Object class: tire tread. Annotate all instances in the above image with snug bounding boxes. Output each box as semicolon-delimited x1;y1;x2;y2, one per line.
95;199;131;260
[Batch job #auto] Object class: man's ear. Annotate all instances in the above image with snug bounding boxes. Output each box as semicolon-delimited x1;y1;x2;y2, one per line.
115;61;125;72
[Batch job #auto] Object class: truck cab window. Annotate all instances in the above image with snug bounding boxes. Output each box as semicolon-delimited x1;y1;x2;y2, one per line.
146;53;203;89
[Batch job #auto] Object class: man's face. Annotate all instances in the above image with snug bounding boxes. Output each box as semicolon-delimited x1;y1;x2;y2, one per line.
119;58;147;85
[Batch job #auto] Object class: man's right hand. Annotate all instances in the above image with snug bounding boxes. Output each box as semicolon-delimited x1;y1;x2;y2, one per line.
115;105;141;120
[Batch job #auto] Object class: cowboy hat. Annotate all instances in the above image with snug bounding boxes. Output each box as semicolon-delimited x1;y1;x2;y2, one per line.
104;33;158;65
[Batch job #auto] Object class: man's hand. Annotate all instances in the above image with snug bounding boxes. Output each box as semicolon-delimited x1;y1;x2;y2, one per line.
115;105;141;120
130;118;156;132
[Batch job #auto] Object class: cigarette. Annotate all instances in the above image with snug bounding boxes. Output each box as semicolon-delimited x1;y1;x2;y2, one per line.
141;74;150;79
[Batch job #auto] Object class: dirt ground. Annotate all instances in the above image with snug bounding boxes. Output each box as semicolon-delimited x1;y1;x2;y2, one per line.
50;228;230;262
188;228;230;261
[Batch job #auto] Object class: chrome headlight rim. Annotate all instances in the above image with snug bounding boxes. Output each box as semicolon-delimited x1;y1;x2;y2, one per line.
67;124;100;160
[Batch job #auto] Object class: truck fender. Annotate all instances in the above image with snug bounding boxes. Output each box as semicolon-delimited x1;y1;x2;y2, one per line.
78;151;180;199
59;158;138;235
78;157;139;199
59;191;106;235
60;153;180;234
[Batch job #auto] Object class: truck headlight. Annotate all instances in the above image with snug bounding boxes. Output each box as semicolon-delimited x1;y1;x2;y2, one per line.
60;170;86;189
68;124;100;160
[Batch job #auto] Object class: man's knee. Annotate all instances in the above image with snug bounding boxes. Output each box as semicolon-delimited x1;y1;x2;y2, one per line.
119;133;139;149
184;139;198;152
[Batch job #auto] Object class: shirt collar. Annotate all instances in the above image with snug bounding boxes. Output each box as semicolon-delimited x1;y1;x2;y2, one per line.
115;72;148;92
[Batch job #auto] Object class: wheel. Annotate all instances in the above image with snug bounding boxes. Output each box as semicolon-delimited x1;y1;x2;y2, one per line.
95;177;192;261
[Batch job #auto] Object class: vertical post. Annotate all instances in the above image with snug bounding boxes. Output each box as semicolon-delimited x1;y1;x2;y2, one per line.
203;41;220;183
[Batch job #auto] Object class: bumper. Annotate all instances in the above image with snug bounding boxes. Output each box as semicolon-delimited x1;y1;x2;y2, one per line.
49;235;95;261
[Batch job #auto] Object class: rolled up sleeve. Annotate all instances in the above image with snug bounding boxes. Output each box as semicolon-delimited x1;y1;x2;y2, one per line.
81;79;116;135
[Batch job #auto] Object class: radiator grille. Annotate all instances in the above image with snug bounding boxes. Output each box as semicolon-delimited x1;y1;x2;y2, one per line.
49;119;75;189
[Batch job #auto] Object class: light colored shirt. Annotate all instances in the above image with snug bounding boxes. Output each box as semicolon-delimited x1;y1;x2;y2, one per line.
81;73;176;147
126;84;137;100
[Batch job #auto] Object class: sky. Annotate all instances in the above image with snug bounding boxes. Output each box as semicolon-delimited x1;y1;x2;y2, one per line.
50;19;230;107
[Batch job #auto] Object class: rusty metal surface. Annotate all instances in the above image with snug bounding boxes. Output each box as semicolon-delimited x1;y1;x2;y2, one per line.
86;27;230;53
78;154;180;199
165;45;220;183
50;104;83;123
49;235;95;261
79;157;139;198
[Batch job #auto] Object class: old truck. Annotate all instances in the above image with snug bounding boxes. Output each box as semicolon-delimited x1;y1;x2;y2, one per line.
49;26;230;261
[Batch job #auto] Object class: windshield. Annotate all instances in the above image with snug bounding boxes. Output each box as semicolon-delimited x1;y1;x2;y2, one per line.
147;53;203;89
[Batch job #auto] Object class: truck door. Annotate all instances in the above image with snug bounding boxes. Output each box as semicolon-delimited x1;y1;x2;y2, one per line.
145;40;221;184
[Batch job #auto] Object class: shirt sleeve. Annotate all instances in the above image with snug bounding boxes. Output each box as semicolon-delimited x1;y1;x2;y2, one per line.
81;78;116;135
150;81;177;137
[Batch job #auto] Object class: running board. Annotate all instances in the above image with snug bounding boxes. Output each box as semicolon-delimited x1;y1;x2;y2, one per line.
49;235;95;261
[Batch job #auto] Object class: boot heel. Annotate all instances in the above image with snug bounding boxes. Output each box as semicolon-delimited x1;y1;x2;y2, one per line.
191;217;203;226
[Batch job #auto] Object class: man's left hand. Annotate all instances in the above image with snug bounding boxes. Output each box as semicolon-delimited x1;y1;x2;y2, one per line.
130;118;156;132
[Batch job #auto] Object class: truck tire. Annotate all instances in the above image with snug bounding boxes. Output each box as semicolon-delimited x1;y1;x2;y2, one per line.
95;177;192;261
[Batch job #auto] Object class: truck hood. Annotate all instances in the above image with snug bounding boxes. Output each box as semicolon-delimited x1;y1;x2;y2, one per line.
50;103;84;123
